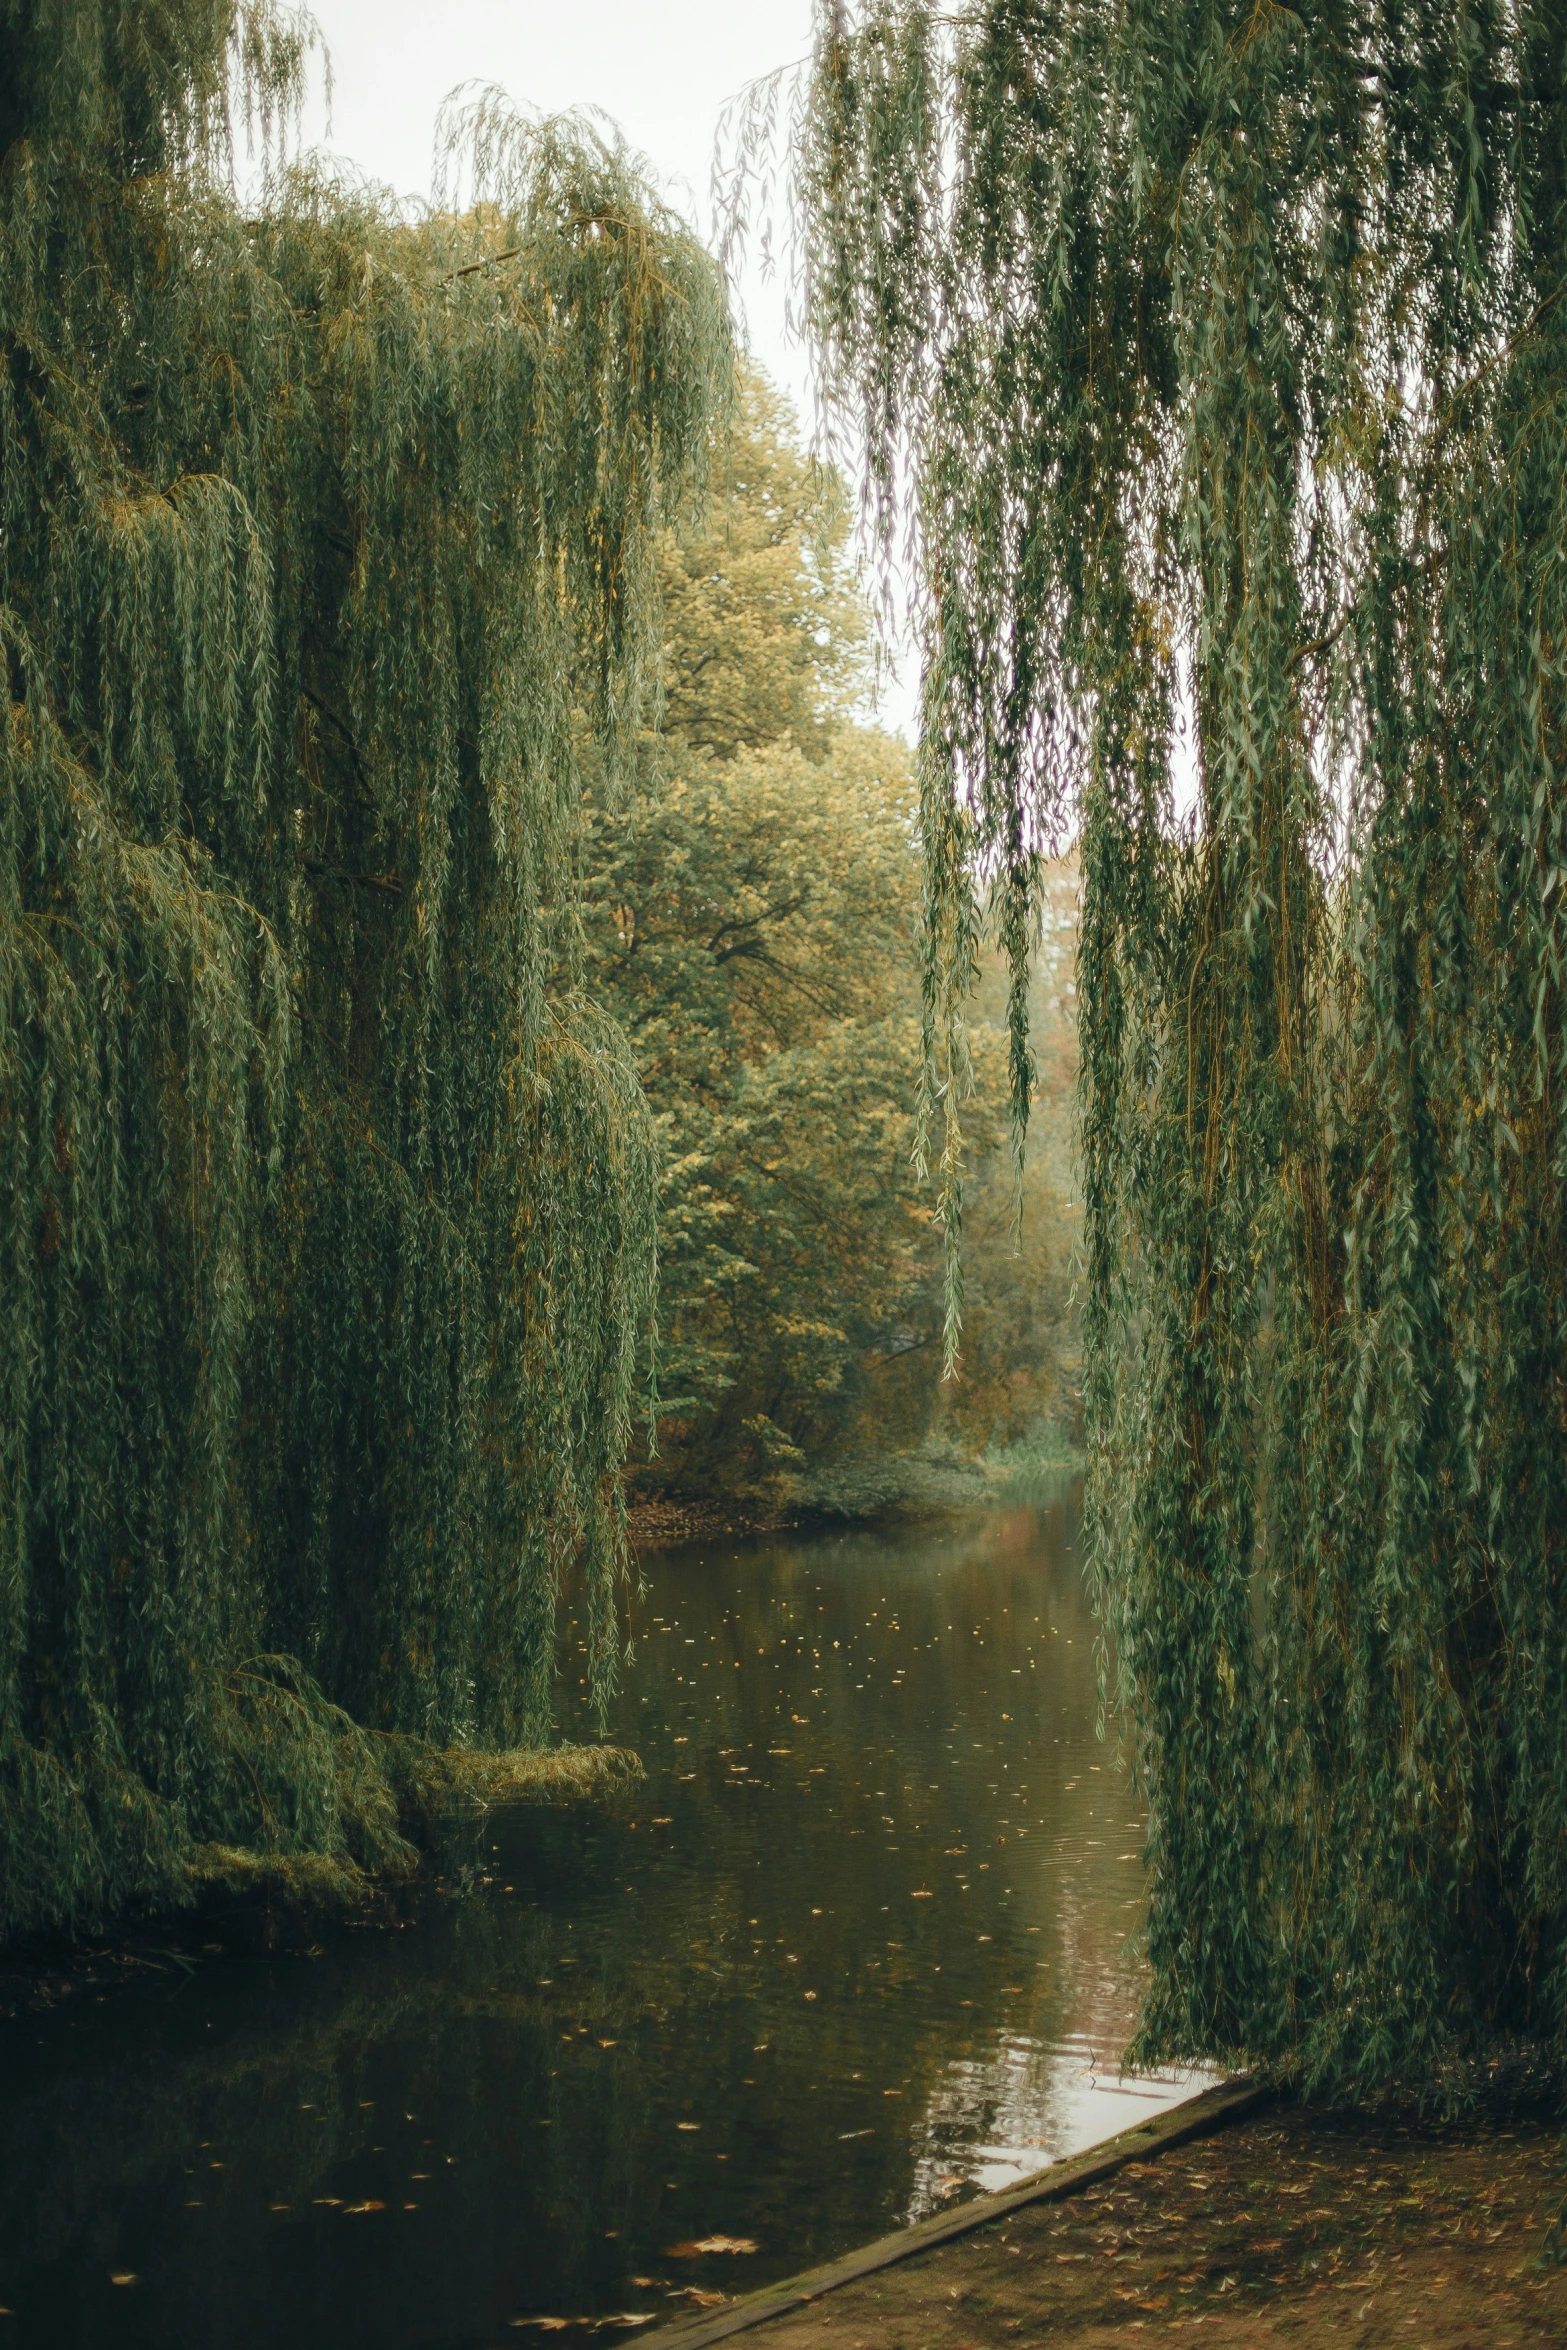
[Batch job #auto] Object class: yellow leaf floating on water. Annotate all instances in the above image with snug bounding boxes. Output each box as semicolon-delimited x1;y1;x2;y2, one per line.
342;2200;385;2214
509;2321;652;2334
109;2276;138;2288
675;2121;700;2131
666;2237;759;2257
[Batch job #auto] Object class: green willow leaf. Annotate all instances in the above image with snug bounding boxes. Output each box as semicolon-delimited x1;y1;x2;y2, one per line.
777;0;1567;2092
0;1;728;1941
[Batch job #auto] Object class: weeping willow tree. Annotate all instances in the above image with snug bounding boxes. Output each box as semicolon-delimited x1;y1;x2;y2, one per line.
0;1;728;1942
754;0;1567;2091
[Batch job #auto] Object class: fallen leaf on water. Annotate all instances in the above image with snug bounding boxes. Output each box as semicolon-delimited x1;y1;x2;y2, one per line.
109;2275;138;2288
597;2039;617;2049
666;2237;759;2257
510;2321;652;2335
803;1990;818;2001
911;1889;932;1899
673;2288;728;2308
676;2121;700;2132
342;2200;385;2214
312;2197;343;2207
838;2129;874;2142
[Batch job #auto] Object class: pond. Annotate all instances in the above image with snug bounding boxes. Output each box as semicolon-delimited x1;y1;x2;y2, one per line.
0;1486;1203;2348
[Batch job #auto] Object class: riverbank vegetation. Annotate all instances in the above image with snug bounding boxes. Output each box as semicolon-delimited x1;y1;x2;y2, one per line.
781;0;1567;2094
0;0;725;1946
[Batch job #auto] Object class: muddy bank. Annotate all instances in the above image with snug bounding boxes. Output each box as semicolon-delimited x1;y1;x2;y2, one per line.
650;2087;1567;2348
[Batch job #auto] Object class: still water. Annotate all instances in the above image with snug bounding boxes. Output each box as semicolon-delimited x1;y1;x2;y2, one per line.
0;1489;1201;2347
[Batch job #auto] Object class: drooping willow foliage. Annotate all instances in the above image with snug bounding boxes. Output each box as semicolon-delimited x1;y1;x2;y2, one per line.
0;0;728;1941
759;0;1567;2091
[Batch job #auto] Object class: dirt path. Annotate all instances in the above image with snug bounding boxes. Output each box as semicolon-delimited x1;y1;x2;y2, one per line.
660;2097;1567;2349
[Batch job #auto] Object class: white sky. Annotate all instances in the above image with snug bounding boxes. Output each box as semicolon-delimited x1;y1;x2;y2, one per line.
284;2;918;734
264;5;1223;804
295;1;807;326
293;4;809;467
294;1;810;393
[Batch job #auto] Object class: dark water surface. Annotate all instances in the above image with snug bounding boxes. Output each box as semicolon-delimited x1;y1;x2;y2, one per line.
0;1489;1202;2347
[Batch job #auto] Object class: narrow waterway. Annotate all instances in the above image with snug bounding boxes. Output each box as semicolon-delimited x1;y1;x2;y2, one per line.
0;1486;1203;2347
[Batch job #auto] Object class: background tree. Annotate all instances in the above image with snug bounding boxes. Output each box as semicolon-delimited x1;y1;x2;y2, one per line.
584;371;1077;1504
0;2;726;1941
769;0;1567;2090
583;373;943;1495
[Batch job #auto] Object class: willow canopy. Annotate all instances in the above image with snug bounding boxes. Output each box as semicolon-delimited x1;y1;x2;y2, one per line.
767;0;1567;2090
0;0;728;1942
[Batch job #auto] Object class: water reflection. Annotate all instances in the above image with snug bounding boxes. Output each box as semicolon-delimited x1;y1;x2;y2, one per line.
0;1488;1207;2349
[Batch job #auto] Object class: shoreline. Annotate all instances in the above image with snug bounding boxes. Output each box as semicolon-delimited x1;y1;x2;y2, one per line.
0;1739;641;2016
624;1464;1084;1554
649;2080;1267;2347
641;2078;1567;2348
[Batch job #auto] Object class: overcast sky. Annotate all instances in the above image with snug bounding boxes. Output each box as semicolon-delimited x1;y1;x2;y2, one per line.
295;3;813;404
280;2;916;732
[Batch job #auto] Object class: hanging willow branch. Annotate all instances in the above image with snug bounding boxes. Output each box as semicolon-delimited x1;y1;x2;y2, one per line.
746;0;1567;2092
0;0;729;1943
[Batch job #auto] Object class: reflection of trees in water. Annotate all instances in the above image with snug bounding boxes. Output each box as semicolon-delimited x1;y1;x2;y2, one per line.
0;1898;663;2317
901;1862;1147;2220
1;1497;1168;2339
